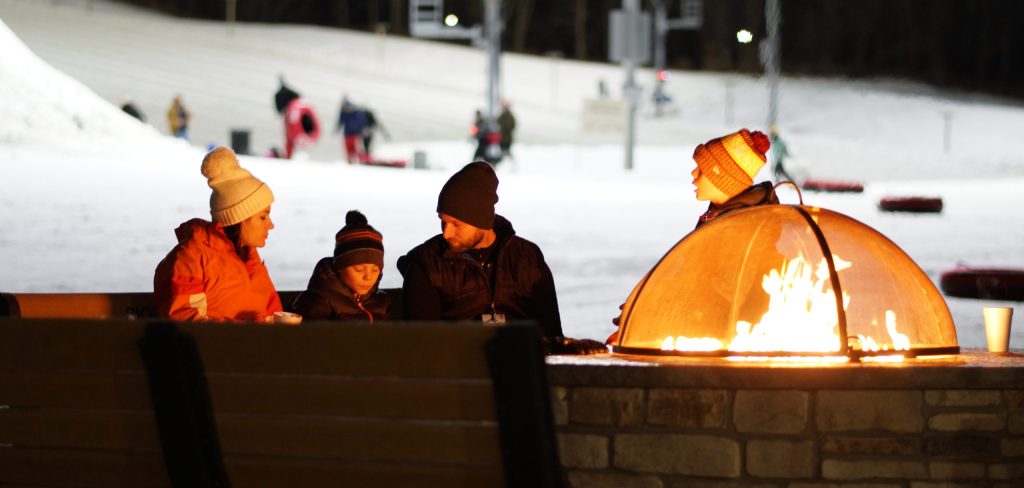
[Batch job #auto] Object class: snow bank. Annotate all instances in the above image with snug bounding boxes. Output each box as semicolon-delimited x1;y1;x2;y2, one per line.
0;17;160;145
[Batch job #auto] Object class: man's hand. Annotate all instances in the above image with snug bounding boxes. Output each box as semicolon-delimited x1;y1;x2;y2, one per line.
545;336;608;356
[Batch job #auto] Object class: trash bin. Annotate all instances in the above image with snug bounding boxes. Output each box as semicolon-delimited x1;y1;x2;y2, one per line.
230;129;251;155
413;150;427;170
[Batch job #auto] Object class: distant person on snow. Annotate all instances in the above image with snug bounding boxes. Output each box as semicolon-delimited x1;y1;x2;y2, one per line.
271;76;320;159
336;97;368;163
166;94;190;140
120;97;145;122
274;74;300;115
606;128;777;343
470;110;489;163
153;147;283;322
768;125;795;184
361;107;390;157
292;210;390;322
497;101;516;160
283;97;321;159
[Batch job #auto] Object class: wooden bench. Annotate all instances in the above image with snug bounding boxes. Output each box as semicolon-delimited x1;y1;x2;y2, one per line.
0;318;562;487
0;289;402;319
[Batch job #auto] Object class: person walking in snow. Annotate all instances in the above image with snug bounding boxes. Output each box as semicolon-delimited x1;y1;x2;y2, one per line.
336;97;369;163
497;101;516;160
283;97;320;159
361;107;390;157
768;125;795;184
153;146;283;322
166;94;190;140
292;210;390;322
274;74;300;116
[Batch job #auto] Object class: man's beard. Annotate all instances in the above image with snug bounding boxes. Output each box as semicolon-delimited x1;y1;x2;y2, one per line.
446;230;485;253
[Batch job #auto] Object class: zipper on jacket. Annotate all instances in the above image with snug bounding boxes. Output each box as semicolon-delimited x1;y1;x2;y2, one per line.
354;295;374;324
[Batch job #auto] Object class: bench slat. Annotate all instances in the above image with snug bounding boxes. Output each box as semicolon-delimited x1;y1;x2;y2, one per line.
206;374;496;421
0;371;151;410
215;415;502;465
0;409;501;466
0;447;169;488
187;322;498;378
0;409;162;451
6;293;157;319
0;320;148;372
224;457;503;488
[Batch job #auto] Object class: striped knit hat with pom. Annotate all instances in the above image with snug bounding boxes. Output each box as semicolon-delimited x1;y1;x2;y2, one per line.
201;146;275;225
692;129;771;198
333;210;384;268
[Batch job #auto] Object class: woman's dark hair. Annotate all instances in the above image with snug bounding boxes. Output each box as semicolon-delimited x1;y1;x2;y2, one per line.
223;223;248;259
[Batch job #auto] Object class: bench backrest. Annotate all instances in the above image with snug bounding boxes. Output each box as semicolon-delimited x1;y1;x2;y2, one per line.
0;289;403;319
0;319;561;488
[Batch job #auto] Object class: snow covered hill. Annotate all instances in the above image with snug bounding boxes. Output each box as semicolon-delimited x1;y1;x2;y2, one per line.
1;0;1023;347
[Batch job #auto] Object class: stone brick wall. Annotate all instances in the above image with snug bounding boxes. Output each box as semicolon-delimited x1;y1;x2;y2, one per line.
547;353;1024;487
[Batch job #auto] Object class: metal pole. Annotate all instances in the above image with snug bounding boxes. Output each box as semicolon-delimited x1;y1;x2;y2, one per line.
484;0;501;122
652;0;667;72
764;0;781;129
623;0;639;171
226;0;237;36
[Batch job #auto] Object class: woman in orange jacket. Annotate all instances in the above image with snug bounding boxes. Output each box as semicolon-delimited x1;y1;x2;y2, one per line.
154;146;283;322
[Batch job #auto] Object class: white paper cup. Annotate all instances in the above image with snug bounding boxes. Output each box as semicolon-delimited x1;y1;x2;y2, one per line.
274;311;303;325
982;306;1013;353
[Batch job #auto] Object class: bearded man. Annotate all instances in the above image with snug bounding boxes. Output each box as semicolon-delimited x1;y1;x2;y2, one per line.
398;161;563;340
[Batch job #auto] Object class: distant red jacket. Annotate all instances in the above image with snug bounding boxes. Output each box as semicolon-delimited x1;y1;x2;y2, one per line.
285;98;320;150
154;218;282;322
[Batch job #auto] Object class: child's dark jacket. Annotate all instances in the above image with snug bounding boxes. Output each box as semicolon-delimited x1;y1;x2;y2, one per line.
292;257;389;322
696;181;780;229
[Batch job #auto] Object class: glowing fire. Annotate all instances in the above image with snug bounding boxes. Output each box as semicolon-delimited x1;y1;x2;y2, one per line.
661;253;912;357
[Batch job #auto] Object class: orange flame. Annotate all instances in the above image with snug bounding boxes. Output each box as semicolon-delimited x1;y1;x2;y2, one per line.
661;253;910;359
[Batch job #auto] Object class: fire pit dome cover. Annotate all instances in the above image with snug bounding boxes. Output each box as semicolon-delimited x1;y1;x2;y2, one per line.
615;205;958;356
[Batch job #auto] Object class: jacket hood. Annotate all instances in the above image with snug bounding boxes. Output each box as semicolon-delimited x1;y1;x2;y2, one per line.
173;218;238;254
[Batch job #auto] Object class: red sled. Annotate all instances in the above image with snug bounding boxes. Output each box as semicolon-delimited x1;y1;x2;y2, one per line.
878;196;943;213
940;267;1024;301
361;158;407;168
801;179;864;193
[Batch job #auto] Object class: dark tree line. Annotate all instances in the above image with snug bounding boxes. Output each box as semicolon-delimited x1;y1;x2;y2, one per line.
114;0;1024;100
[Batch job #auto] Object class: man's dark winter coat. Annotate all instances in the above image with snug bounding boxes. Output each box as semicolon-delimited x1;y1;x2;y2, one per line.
398;215;563;339
292;257;389;322
696;181;780;229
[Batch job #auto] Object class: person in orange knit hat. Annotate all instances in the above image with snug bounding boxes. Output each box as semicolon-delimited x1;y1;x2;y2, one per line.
607;128;778;343
691;128;778;228
154;146;283;322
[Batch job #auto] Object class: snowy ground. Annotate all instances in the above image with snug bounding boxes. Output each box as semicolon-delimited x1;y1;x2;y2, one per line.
2;0;1023;347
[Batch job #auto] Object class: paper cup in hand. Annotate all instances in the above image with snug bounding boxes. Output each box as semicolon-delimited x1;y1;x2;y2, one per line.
982;307;1013;353
274;311;303;325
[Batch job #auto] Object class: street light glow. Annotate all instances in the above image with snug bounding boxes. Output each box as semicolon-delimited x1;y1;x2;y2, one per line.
444;14;459;27
736;29;753;44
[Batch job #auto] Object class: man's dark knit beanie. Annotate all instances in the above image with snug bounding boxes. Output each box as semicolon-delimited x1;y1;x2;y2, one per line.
436;161;499;230
333;210;384;268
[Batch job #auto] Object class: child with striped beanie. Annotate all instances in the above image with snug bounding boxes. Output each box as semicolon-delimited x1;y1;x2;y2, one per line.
292;210;390;322
691;128;780;228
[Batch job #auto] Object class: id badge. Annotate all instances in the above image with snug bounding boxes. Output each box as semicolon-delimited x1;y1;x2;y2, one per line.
482;313;507;324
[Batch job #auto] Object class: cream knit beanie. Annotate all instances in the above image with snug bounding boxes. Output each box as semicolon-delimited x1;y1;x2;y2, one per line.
201;146;275;225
